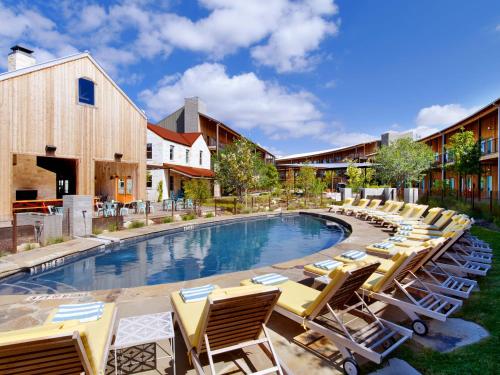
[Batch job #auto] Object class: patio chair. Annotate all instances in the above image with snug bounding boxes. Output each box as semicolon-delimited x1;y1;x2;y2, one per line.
120;202;131;216
371;203;414;223
382;205;429;228
359;247;462;336
162;199;173;211
54;206;64;215
365;201;404;221
357;200;395;220
241;263;412;375
171;285;284;375
47;205;55;214
396;207;444;227
343;198;370;215
96;202;105;217
397;210;456;233
0;302;116;375
328;197;354;213
350;199;381;217
137;200;146;214
185;198;194;209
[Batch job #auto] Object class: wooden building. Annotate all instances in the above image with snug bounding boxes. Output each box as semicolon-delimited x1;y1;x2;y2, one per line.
156;97;275;163
0;46;147;225
419;99;500;198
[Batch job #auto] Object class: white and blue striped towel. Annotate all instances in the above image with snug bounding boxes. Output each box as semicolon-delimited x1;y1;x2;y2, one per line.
180;284;215;303
373;242;394;250
389;236;407;243
252;273;288;285
340;250;367;260
398;230;412;236
313;259;342;270
400;225;413;231
52;302;104;323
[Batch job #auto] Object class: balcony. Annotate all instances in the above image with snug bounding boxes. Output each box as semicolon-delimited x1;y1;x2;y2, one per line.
480;138;498;158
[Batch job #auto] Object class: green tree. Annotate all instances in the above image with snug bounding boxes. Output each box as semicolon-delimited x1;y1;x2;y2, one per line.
183;179;212;216
446;128;482;195
296;165;326;205
258;162;280;195
346;162;364;192
375;137;434;187
323;170;336;191
213;138;261;204
156;180;163;202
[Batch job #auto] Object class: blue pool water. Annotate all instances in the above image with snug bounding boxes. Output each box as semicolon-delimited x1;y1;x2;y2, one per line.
0;214;347;294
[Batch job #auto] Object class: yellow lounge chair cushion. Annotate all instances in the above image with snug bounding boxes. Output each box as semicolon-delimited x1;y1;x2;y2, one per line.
172;285;274;349
0;303;115;375
361;252;409;292
333;254;396;274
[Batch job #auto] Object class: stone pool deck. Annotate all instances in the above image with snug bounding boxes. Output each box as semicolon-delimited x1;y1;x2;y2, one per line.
0;209;392;374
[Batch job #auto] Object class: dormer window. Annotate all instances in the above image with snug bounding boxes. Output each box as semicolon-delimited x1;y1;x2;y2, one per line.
78;78;95;105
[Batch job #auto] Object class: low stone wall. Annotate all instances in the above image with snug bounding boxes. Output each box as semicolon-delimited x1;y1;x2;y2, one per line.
0;225;34;252
92;216;125;233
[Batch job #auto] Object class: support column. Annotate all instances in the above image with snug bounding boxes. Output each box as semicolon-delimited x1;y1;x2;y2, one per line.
497;108;500;199
441;133;445;182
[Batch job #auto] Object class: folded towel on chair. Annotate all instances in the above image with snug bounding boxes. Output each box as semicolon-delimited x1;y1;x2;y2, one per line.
389;235;407;242
398;230;412;236
313;259;342;270
251;273;289;285
180;284;215;302
52;302;104;323
372;242;395;250
340;250;367;260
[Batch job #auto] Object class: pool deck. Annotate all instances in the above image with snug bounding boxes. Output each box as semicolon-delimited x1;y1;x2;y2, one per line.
0;209;391;374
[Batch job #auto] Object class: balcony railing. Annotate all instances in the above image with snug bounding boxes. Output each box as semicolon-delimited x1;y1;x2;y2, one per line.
480;138;498;156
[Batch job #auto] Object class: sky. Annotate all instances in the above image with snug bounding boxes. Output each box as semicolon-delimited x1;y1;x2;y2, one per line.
1;0;500;157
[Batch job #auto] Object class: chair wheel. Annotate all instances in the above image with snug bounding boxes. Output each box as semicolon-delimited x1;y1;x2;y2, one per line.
412;319;428;336
342;358;360;375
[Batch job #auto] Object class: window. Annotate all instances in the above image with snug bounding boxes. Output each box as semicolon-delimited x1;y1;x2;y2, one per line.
199;150;203;165
169;145;174;160
449;178;455;190
487;176;493;192
78;78;95;105
186;150;190;163
146;143;152;159
146;174;152;188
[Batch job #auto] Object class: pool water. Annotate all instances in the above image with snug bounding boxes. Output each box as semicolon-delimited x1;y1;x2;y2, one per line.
0;214;347;294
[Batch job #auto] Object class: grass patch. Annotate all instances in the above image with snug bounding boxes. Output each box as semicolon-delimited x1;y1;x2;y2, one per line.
92;228;103;235
45;237;65;245
376;226;499;374
107;223;118;232
182;213;197;221
129;220;145;229
162;216;174;224
204;212;214;218
23;243;37;251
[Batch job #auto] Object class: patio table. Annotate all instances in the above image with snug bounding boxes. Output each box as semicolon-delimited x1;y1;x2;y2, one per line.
111;312;175;375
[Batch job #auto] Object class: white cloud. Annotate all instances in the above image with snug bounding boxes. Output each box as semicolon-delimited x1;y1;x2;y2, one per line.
496;24;500;31
139;63;326;139
415;103;480;128
78;5;107;31
320;123;377;148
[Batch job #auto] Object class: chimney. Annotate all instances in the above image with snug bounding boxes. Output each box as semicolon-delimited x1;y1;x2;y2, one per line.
8;45;36;72
184;97;206;133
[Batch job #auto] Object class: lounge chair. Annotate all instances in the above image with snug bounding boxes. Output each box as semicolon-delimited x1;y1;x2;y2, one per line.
371;203;414;223
356;200;394;219
0;302;116;375
398;210;456;232
328;197;355;213
366;201;404;221
171;285;284;375
359;248;462;335
241;263;412;375
382;205;429;228
351;198;382;217
396;207;444;227
343;198;370;215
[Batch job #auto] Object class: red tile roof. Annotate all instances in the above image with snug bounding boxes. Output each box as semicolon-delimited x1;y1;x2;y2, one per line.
147;123;202;146
163;163;214;178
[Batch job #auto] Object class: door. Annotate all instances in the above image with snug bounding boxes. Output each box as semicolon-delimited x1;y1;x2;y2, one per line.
115;177;134;203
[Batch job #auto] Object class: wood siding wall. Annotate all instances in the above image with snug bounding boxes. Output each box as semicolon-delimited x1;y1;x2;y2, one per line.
0;56;147;222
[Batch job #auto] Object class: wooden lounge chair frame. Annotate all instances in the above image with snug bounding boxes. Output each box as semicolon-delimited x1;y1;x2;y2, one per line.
0;331;93;375
365;202;405;222
173;288;284;375
273;263;412;374
350;199;381;217
362;247;462;335
343;199;370;216
328;198;354;213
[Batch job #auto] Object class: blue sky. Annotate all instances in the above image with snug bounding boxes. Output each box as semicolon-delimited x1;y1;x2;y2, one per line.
1;0;499;157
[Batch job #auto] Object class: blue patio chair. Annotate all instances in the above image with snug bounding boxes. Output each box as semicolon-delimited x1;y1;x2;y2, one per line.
54;207;64;215
95;202;105;217
104;202;117;217
120;202;130;216
162;199;173;211
137;201;146;214
185;199;194;209
176;198;185;210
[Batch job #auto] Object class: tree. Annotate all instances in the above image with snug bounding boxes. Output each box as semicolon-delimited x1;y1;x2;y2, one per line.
296;166;325;204
258;162;280;195
323;170;336;191
213;138;261;203
183;179;212;216
156;180;163;202
446;128;482;195
346;162;364;192
375;137;434;187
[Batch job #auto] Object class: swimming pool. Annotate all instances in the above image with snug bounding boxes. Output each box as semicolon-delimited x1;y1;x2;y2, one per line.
0;214;348;294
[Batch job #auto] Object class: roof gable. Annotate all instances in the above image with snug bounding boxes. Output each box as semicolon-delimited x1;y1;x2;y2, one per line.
0;52;147;119
147;123;202;146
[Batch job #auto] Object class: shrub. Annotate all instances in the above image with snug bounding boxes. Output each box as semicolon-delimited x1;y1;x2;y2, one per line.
46;237;65;245
93;228;103;235
205;212;214;218
107;223;118;232
162;216;173;224
23;243;37;251
182;212;196;221
129;220;145;229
